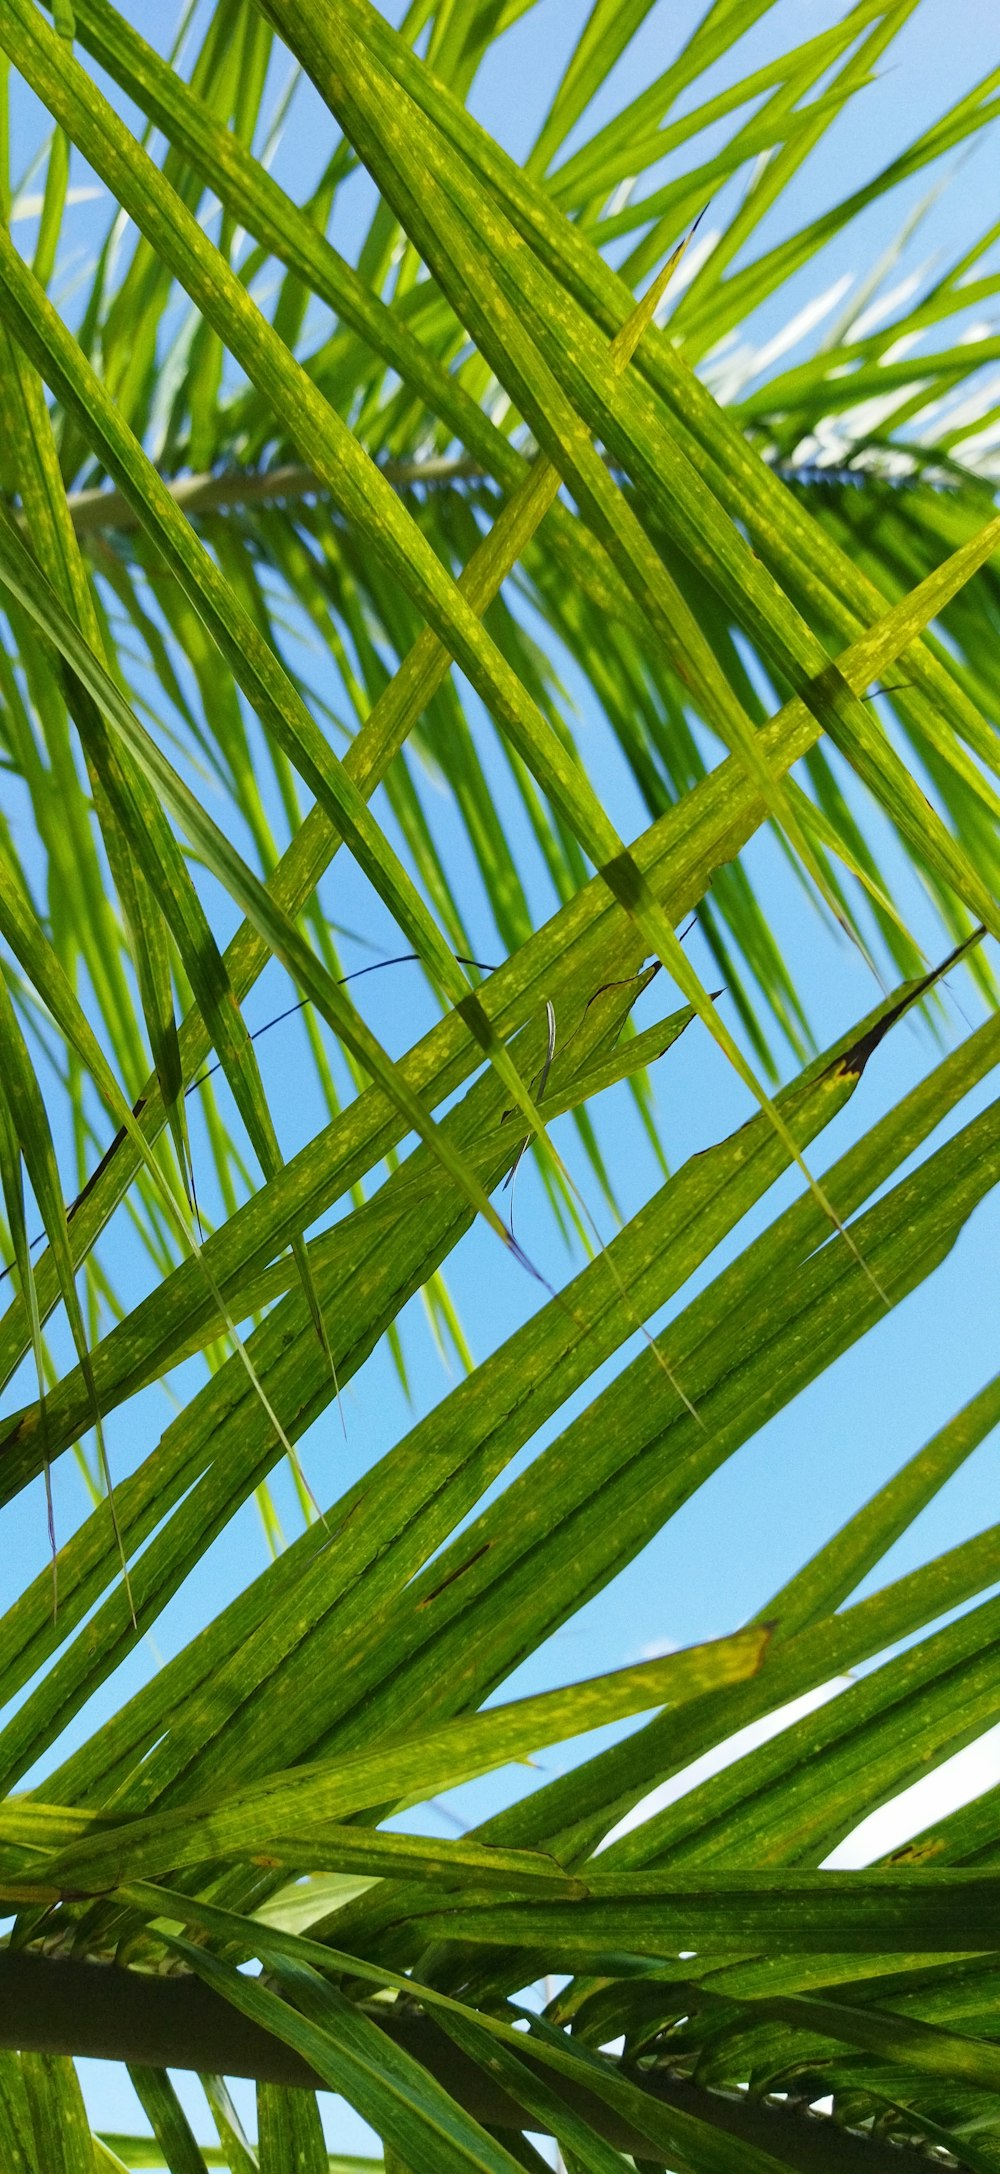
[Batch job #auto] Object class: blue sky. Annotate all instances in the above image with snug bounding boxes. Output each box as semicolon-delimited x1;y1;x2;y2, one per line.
2;0;1000;2158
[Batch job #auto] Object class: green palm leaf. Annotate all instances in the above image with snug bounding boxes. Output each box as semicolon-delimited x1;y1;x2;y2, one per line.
1;3;1000;2169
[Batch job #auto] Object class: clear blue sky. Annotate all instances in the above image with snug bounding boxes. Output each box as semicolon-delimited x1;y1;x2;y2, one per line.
2;0;999;2157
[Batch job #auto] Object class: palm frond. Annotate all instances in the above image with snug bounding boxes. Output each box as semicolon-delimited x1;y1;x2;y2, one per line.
0;3;999;2170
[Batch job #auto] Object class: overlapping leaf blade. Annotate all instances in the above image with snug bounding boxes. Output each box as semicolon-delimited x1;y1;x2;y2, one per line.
1;2;1000;2170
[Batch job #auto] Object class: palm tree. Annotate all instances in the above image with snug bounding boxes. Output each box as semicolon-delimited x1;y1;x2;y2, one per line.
1;1;1000;2167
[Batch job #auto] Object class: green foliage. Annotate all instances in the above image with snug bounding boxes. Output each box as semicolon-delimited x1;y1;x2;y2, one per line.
0;2;999;2169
